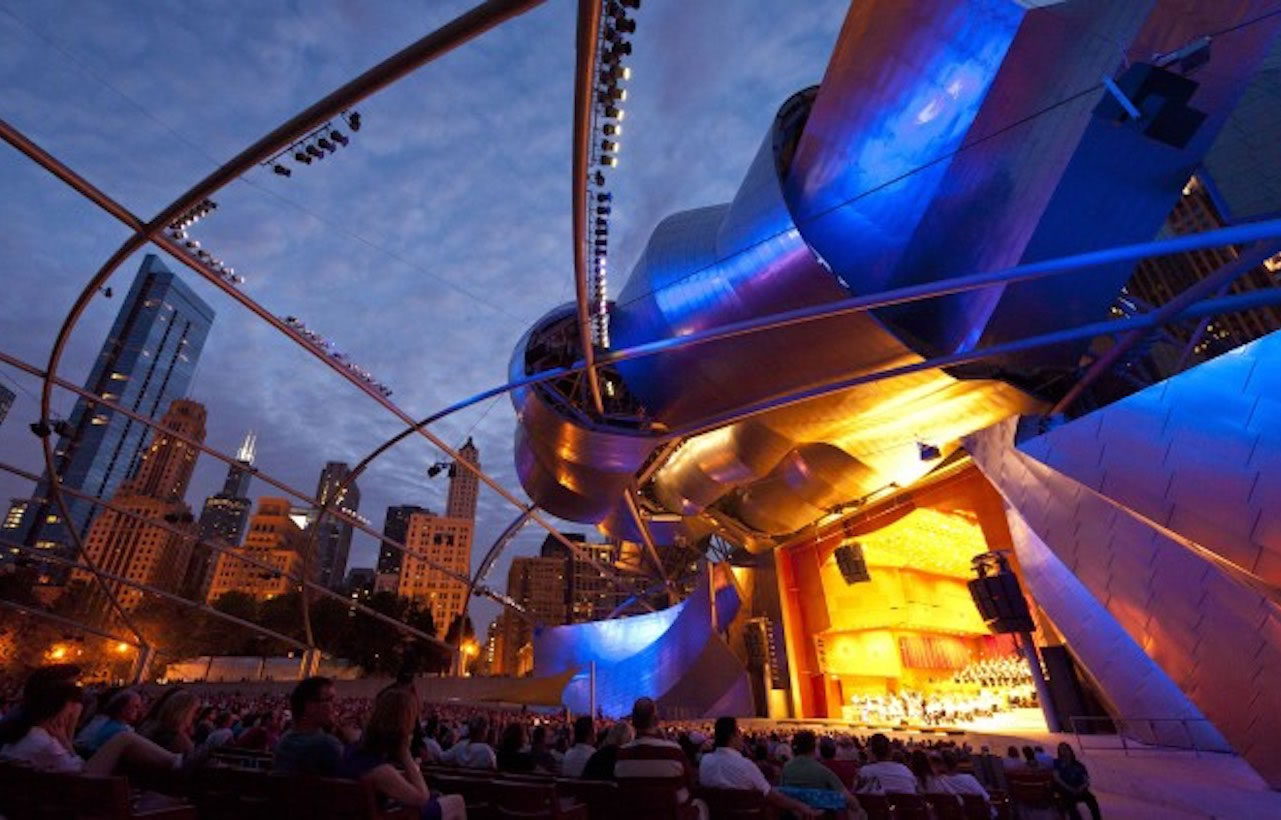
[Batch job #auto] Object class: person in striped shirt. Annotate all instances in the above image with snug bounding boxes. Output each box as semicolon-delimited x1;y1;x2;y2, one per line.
613;697;705;817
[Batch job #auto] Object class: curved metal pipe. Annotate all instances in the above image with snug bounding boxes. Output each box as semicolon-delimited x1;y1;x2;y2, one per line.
2;539;308;650
572;0;606;415
464;505;537;624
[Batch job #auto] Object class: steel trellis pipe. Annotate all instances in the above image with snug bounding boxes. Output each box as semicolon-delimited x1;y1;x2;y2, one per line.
0;460;451;653
0;597;138;649
1;539;307;650
572;0;606;415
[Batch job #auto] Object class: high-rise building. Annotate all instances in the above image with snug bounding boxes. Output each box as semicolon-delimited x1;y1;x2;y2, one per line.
5;255;214;566
496;554;567;676
396;511;473;631
1125;176;1281;372
393;441;481;624
445;438;479;520
0;383;14;427
205;497;306;603
74;399;206;613
539;533;626;623
312;462;360;590
376;504;428;592
185;432;256;599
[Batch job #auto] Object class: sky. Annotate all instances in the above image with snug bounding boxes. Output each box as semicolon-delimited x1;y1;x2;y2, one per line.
0;0;848;638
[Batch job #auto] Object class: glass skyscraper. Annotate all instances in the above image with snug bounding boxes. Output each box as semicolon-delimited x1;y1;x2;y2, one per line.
9;254;214;569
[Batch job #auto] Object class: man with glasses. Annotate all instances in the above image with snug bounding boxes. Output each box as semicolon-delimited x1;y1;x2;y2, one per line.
273;676;344;775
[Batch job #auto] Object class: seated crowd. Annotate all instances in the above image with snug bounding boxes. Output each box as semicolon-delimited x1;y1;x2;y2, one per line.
0;665;1101;819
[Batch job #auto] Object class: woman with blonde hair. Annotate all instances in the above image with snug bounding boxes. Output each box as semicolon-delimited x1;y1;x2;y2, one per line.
139;689;200;756
580;720;634;780
339;688;464;820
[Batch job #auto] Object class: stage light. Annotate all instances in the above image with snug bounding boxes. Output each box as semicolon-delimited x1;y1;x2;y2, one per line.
603;123;621;136
597;192;612;202
599;155;617;167
347;111;362;131
294;150;312;165
317;137;336;153
604;106;624;120
273;164;291;177
597;205;611;215
613;18;636;34
621;0;640;8
917;441;942;461
593;171;606;186
601;139;619;153
306;144;325;160
596;217;608;227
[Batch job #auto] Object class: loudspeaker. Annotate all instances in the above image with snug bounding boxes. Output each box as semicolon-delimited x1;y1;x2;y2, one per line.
744;617;787;689
967;571;1035;634
834;543;870;584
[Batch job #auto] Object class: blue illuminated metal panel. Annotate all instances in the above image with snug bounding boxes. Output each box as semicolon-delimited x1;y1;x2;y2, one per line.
534;568;749;718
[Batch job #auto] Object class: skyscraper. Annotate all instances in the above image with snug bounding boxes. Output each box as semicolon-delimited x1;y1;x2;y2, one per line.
6;255;214;565
75;399;206;613
496;554;567;676
185;431;256;599
205;497;306;603
312;461;360;590
446;438;479;520
539;532;626;623
376;504;428;592
0;383;14;428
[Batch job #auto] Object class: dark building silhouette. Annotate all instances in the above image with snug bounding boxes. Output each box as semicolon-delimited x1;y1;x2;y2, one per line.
313;461;360;590
185;432;256;599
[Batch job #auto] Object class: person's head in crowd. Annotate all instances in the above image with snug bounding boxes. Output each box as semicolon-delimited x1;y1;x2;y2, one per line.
531;724;548;750
289;676;336;732
602;720;634;749
499;722;527;756
1056;742;1078;764
1022;745;1036;765
753;741;770;762
868;732;892;762
361;687;418;759
940;749;960;773
103;688;143;726
630;697;658;736
910;749;933;786
2;679;83;744
1007;745;1020;760
819;736;837;760
468;715;490;745
572;715;594;747
793;730;818;758
713;716;741;751
148;689;198;738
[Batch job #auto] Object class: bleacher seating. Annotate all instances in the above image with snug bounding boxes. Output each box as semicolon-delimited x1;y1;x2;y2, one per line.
693;786;778;819
1005;770;1057;818
885;792;930;820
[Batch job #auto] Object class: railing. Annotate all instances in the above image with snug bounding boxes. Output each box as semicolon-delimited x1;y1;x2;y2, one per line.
1069;715;1233;758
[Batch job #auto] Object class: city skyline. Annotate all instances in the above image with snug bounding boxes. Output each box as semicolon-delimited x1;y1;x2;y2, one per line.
0;0;848;631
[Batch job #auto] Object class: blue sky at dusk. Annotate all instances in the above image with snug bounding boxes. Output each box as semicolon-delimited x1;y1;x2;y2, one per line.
0;0;847;634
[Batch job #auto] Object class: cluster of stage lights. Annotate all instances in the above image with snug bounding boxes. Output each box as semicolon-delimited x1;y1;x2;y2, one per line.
264;111;362;177
280;316;393;397
165;199;246;287
589;0;640;347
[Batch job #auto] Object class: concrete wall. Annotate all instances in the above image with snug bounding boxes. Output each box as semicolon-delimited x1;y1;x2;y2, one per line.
966;330;1281;787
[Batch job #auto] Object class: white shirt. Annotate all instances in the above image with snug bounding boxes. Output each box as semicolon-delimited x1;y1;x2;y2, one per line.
943;772;988;798
0;727;84;773
698;747;770;795
422;737;444;763
442;739;497;769
856;760;918;795
561;743;596;778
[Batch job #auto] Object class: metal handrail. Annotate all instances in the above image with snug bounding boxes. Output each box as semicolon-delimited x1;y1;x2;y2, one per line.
1068;715;1233;758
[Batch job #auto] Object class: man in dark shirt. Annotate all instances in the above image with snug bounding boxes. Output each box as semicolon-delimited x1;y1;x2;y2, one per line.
1052;742;1102;820
272;676;343;776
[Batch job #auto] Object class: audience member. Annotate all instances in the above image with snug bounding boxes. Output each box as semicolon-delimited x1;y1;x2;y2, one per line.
699;717;820;817
441;715;497;769
939;748;989;800
581;720;632;780
909;749;947;794
777;729;864;817
138;688;198;757
855;733;918;795
273;676;343;776
74;687;141;758
819;734;859;789
614;697;701;814
1053;742;1102;820
529;724;558;773
338;688;463;820
561;715;596;777
496;722;535;773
